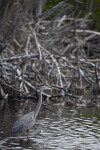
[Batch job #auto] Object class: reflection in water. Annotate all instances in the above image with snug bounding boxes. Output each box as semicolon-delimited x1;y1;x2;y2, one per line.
0;100;100;150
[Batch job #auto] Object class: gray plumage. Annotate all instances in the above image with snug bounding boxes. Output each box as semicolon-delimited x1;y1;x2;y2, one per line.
11;112;36;134
11;85;52;139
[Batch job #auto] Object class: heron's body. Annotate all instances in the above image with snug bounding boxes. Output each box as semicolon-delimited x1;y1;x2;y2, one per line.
11;85;50;139
12;111;35;134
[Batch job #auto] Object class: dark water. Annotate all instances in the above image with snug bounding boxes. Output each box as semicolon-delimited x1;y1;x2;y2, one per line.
0;100;100;150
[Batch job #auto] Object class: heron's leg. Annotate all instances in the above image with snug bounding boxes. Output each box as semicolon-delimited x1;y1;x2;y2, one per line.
27;129;30;139
18;131;22;140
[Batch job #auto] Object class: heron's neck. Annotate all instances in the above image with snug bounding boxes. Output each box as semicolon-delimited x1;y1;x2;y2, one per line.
34;89;43;118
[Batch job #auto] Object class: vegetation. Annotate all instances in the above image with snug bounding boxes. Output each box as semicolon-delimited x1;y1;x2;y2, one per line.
0;0;100;107
45;0;100;31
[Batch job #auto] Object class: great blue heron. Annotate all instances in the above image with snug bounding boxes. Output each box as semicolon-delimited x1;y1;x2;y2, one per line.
11;85;56;139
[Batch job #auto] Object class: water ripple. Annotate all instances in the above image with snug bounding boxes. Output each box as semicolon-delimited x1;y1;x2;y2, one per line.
0;104;100;150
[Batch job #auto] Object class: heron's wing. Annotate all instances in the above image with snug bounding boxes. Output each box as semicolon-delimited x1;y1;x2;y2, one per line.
12;112;35;133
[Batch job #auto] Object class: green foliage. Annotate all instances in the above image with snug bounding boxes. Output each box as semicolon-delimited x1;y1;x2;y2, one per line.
44;0;100;31
90;0;100;31
43;0;64;19
44;0;63;11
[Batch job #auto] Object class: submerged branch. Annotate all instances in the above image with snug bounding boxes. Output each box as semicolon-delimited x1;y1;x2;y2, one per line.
0;0;100;101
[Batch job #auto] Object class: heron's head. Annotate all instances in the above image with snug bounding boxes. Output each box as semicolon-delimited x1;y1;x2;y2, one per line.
40;85;52;92
40;85;60;92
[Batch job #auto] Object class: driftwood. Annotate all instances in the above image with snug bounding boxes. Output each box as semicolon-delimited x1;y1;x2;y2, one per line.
0;0;100;101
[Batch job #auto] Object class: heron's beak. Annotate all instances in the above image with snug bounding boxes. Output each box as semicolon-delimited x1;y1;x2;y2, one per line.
52;87;61;91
